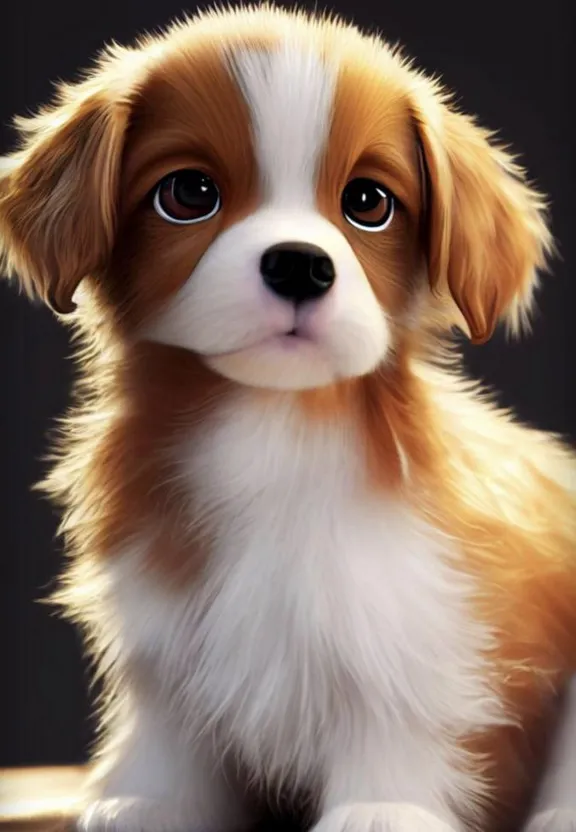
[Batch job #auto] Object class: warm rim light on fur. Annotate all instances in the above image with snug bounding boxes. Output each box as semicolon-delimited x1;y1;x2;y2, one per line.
0;6;573;832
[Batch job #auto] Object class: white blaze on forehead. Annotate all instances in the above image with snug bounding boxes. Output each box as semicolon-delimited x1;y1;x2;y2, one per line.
230;40;336;207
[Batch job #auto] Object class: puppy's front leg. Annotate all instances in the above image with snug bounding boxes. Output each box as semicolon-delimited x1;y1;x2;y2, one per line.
311;723;465;832
76;690;252;832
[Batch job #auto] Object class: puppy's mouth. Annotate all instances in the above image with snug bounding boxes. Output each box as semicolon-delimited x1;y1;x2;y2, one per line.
202;327;314;359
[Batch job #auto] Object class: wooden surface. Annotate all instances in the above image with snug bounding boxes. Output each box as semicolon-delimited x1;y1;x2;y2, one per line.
0;767;86;831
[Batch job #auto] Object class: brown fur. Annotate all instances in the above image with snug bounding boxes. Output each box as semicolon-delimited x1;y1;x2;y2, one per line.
412;99;553;343
110;38;260;332
317;59;425;360
0;64;134;314
1;7;575;830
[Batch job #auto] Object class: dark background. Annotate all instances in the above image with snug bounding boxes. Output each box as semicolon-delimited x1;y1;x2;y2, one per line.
0;0;574;768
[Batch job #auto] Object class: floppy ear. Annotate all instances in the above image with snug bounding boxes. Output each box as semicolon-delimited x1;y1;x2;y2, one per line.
413;96;553;343
0;65;134;314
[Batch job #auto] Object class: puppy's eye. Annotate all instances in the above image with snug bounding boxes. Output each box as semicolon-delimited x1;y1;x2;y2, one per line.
153;169;221;225
342;178;394;232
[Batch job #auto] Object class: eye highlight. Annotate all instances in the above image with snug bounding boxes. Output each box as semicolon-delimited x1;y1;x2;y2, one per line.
342;178;395;232
153;169;221;225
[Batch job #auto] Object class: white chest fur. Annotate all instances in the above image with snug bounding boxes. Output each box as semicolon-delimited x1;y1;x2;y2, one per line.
108;394;502;807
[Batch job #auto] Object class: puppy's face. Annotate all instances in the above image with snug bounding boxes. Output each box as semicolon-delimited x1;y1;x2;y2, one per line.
116;34;422;390
0;9;552;392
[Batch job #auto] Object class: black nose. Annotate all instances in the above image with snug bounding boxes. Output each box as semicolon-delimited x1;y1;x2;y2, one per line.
260;242;336;303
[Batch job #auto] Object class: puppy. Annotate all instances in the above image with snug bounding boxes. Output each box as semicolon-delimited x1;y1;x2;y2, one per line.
1;6;576;832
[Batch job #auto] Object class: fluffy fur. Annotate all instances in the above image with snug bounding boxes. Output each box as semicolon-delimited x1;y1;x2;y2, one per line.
1;6;576;832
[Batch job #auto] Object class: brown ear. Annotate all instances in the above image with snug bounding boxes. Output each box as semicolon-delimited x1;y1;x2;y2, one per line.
0;63;135;314
413;97;553;343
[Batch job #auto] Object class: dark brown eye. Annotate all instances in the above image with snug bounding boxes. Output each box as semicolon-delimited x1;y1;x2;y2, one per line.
342;178;394;232
153;169;221;225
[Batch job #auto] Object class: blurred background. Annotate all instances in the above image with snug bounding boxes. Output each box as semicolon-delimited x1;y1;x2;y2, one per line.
0;0;574;769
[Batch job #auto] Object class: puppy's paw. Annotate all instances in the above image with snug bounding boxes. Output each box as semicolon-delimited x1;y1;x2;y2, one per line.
76;798;190;832
312;802;458;832
525;809;576;832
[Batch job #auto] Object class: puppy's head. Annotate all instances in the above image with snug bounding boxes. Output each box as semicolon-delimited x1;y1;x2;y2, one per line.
0;7;552;391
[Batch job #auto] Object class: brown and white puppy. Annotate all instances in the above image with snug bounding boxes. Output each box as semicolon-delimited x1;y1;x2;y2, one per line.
1;6;576;832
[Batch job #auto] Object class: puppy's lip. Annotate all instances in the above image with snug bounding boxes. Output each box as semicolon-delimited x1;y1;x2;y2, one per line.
201;329;315;359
